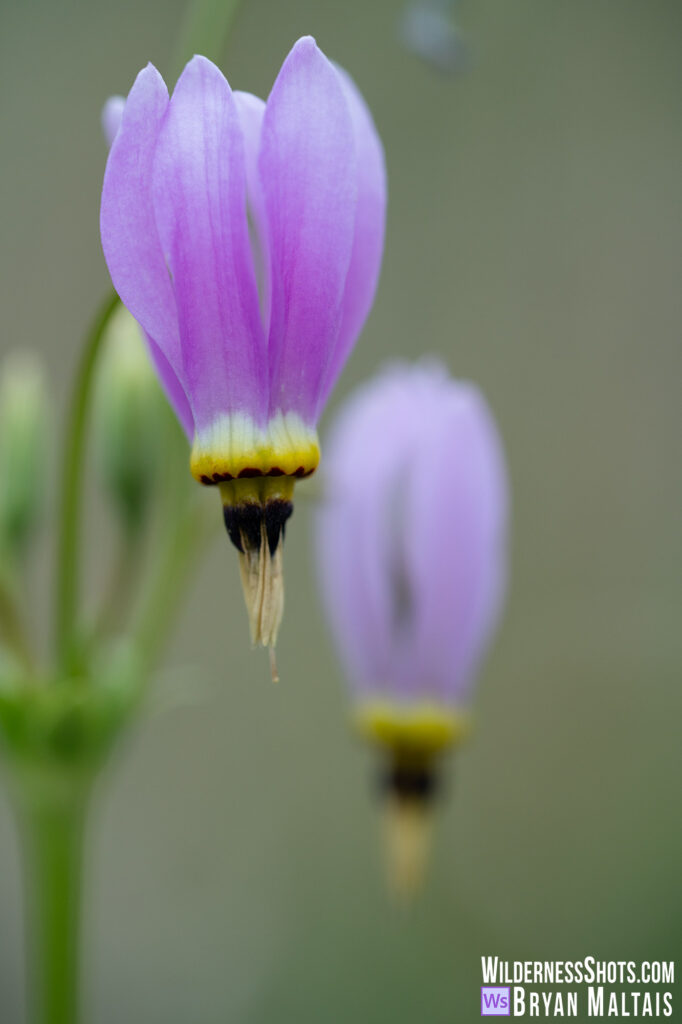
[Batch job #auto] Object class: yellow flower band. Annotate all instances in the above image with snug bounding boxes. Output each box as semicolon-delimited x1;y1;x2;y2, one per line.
190;411;320;484
355;700;472;758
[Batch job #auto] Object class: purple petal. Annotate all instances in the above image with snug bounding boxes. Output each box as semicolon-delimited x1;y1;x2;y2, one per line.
260;37;357;422
233;91;271;333
101;95;126;147
100;66;183;379
316;364;509;708
101;83;194;440
151;57;267;432
316;369;420;696
403;382;508;704
317;67;387;414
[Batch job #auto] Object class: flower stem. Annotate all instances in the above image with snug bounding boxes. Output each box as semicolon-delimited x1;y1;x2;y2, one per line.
19;779;88;1024
55;291;120;674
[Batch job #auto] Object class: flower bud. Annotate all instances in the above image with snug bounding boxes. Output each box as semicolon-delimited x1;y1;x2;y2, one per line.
93;304;167;533
0;351;47;557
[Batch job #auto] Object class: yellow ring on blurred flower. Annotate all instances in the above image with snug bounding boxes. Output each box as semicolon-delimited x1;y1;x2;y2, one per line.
355;700;472;756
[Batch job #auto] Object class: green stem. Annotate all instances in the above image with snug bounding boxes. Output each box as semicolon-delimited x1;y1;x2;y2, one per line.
55;291;119;674
20;781;88;1024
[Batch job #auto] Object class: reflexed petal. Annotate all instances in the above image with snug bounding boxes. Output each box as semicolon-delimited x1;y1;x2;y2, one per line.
317;67;387;413
233;91;271;332
152;57;267;432
101;87;193;439
101;95;125;146
316;369;419;696
260;36;357;421
100;66;182;377
403;382;508;704
316;364;508;706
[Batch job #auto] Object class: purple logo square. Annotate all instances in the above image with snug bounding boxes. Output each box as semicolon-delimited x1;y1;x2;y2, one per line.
481;986;510;1016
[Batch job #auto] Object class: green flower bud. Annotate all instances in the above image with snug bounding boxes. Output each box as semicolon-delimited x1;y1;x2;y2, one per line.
0;351;47;557
93;306;167;533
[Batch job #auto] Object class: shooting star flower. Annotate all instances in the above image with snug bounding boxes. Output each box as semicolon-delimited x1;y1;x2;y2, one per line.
316;363;509;893
100;36;386;653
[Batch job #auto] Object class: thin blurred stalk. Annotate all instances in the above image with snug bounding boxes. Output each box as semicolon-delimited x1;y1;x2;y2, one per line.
172;0;244;77
54;292;120;674
0;573;34;674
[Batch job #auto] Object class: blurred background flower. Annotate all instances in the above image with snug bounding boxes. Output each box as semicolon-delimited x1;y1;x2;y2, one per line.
100;96;125;147
316;362;508;894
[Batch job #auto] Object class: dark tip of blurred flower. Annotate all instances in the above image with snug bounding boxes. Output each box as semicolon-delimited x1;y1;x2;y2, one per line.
399;0;473;74
379;756;440;803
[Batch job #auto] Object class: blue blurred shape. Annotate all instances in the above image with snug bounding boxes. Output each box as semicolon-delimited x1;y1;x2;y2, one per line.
400;0;472;74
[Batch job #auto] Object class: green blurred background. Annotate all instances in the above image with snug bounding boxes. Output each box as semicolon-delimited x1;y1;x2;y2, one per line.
1;0;681;1020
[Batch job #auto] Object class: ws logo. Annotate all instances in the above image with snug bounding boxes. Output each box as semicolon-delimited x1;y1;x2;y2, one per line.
481;986;510;1016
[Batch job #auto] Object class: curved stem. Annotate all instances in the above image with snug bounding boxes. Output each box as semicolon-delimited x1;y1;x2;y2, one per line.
55;291;119;674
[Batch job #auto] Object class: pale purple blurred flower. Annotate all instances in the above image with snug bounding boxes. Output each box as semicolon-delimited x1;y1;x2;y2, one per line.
316;362;508;714
101;96;125;147
317;362;508;895
100;37;386;648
